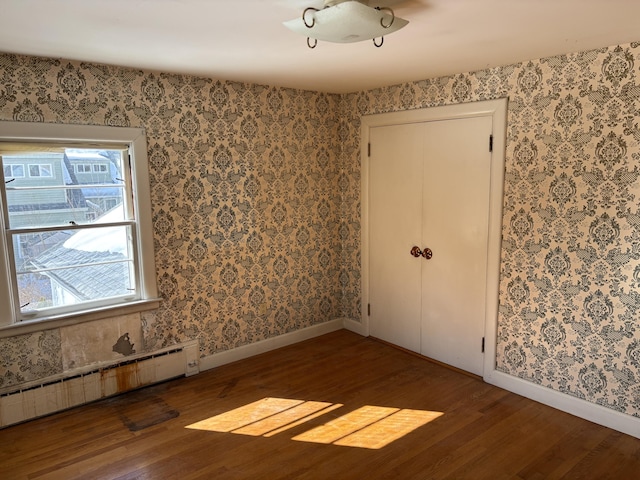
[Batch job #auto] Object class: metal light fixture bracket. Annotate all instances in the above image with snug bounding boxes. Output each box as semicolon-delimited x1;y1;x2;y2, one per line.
283;0;409;49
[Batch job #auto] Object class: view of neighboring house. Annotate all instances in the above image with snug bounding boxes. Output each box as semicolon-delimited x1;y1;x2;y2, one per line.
2;149;131;310
4;150;122;226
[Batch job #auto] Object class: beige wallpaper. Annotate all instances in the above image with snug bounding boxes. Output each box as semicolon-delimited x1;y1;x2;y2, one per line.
0;54;342;388
2;40;640;420
341;43;640;418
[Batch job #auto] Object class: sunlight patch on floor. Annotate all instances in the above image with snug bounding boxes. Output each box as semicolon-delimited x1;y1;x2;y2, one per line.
185;397;443;449
185;397;343;437
295;406;443;449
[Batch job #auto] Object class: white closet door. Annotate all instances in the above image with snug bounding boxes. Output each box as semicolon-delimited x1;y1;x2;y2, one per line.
369;123;423;353
369;115;492;376
420;116;492;376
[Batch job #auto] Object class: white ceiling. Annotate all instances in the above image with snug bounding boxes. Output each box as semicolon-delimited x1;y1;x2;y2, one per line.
1;0;640;94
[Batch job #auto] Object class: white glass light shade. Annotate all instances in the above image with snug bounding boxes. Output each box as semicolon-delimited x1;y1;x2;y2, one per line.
283;1;409;44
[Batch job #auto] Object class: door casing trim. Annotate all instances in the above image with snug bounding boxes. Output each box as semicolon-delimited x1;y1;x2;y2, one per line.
356;98;640;439
358;98;508;380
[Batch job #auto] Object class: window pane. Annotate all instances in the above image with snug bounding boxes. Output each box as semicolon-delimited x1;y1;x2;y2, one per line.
13;225;136;313
0;123;156;326
3;149;127;229
6;186;126;228
13;164;24;177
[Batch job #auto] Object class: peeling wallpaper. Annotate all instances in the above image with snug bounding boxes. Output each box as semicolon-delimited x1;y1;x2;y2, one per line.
2;40;640;419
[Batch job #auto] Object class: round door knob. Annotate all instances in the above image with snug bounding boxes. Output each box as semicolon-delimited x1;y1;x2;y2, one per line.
410;246;433;259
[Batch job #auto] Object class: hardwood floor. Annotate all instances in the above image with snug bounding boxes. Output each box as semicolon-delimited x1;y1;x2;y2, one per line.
1;329;639;479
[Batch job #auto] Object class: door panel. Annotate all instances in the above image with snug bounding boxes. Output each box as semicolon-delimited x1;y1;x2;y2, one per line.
369;123;423;353
420;116;492;376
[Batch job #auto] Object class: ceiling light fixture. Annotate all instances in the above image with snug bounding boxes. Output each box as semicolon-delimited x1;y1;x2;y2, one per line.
283;0;409;49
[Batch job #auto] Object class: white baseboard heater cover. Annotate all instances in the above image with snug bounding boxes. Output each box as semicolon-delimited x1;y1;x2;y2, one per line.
0;341;199;428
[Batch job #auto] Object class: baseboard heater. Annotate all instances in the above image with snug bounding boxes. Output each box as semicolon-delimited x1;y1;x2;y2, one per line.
0;340;199;428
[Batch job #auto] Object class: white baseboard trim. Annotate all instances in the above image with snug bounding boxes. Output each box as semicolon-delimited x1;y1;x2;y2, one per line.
342;317;368;336
199;319;344;372
485;369;640;439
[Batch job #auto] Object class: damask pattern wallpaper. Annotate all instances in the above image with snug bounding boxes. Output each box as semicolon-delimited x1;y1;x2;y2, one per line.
341;43;640;418
0;53;342;387
2;40;640;419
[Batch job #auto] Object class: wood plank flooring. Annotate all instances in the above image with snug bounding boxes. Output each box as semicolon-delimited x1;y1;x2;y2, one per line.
1;330;639;479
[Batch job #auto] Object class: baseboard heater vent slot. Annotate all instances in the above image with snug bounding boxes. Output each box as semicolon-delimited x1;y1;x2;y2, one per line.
0;341;198;428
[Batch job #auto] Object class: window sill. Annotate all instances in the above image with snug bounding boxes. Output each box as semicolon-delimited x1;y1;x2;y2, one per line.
0;298;161;339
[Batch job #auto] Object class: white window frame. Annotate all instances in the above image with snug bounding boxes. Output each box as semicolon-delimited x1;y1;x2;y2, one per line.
28;163;53;178
0;121;159;336
4;164;24;178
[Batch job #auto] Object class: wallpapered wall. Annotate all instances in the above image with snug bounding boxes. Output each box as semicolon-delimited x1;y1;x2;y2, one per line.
0;53;343;388
341;42;640;418
2;40;640;419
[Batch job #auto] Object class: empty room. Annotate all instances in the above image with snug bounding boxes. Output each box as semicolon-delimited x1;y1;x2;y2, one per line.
1;1;640;478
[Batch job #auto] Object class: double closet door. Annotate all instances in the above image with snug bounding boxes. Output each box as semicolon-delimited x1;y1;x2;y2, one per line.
368;115;493;376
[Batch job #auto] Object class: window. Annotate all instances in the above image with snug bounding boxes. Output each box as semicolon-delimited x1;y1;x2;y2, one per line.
28;164;53;178
0;121;158;330
3;164;24;178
